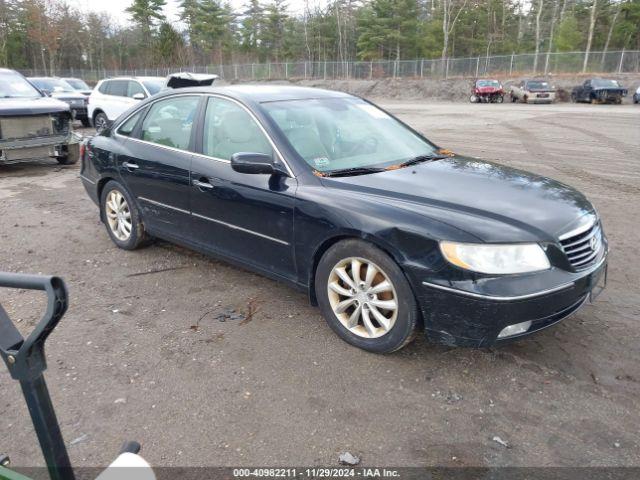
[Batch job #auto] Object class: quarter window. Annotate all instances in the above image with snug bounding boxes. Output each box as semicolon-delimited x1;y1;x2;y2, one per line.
203;97;272;160
140;96;199;150
117;110;144;136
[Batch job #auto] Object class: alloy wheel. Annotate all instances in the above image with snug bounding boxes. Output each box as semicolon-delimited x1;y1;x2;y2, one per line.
105;190;132;241
327;257;398;339
95;115;107;133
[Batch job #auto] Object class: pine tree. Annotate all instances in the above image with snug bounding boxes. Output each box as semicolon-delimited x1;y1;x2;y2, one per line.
126;0;167;51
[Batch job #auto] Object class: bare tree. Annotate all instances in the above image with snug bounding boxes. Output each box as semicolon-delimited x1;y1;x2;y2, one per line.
441;0;468;64
532;0;544;73
600;0;621;68
544;0;560;73
582;0;598;72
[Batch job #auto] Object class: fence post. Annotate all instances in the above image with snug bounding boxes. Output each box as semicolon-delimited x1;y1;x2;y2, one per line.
475;57;480;77
509;53;514;76
323;61;327;80
234;64;238;79
251;63;255;80
304;62;307;79
369;60;373;80
285;63;288;79
268;62;271;79
618;49;625;73
420;59;424;78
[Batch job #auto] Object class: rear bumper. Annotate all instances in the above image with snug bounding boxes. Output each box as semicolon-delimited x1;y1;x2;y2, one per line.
413;253;607;348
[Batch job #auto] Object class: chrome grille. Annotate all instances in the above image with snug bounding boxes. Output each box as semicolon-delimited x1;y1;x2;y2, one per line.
559;221;602;269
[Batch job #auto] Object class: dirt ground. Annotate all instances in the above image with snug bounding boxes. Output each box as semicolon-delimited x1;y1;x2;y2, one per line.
1;102;639;469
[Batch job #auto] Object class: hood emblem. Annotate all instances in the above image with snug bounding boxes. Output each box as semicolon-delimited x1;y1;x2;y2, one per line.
590;235;598;251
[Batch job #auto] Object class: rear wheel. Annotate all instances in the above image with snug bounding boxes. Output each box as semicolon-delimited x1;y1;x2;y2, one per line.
315;239;419;353
100;180;148;250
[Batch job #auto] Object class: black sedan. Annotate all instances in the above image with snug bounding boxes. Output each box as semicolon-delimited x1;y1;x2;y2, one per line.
571;78;628;104
80;86;608;353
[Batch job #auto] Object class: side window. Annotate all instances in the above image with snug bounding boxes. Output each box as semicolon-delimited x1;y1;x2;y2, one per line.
140;96;199;150
117;110;144;137
107;80;127;97
203;97;272;161
127;81;145;98
98;81;110;94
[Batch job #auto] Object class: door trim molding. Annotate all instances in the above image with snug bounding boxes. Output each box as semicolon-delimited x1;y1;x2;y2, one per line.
138;196;190;215
192;212;290;246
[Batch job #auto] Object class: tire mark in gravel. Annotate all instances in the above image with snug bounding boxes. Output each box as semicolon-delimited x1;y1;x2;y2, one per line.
501;122;640;195
529;114;640;158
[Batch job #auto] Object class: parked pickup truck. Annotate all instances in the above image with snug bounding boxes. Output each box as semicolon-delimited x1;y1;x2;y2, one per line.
571;78;628;104
0;69;79;165
509;79;555;104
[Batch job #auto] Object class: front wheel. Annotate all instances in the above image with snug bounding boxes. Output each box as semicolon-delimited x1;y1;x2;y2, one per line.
469;94;478;103
93;112;109;133
100;180;148;250
495;95;504;103
315;239;419;353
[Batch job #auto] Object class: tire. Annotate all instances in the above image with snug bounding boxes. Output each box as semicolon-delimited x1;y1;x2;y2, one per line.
80;117;91;128
93;112;109;133
315;239;419;353
100;180;148;250
496;95;504;104
469;94;478;103
510;94;517;103
570;93;577;103
523;95;528;104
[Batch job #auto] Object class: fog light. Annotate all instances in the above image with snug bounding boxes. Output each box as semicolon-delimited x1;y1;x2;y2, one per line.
498;320;532;338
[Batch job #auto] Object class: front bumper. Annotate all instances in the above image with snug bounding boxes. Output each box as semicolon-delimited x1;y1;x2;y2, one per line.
414;252;607;347
71;107;88;120
0;132;80;164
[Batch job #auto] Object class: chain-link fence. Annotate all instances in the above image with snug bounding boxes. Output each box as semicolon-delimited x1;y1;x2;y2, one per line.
20;50;640;83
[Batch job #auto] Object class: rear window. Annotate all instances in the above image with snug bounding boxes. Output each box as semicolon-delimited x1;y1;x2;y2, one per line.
98;81;109;94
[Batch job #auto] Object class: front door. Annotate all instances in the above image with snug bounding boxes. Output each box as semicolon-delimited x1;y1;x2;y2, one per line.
189;96;297;280
117;95;201;236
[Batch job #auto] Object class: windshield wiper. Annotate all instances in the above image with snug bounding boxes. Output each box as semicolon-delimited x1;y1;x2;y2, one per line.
322;166;388;177
397;154;449;167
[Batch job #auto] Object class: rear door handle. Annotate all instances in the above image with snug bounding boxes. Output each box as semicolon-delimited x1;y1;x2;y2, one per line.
193;179;214;190
122;161;139;171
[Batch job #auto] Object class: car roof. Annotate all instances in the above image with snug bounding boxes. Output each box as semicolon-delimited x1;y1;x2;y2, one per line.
153;84;352;103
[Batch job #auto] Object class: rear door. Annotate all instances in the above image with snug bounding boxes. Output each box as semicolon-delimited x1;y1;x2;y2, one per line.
103;80;129;120
117;94;201;237
189;96;297;279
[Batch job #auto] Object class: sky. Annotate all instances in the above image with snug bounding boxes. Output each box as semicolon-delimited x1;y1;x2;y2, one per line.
67;0;310;26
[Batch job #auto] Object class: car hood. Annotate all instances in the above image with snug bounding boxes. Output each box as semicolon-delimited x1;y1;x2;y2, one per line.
50;92;86;101
476;86;501;93
323;156;594;243
0;96;71;116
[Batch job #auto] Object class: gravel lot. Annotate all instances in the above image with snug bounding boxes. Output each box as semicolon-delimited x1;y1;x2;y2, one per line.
1;102;639;468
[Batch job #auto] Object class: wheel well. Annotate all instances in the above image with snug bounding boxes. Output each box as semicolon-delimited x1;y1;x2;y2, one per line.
92;109;105;122
96;177;116;221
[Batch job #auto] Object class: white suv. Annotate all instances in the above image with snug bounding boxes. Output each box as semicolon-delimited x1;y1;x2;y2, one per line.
88;77;164;132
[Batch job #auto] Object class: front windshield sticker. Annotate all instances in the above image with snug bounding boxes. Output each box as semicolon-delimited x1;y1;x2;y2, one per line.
357;103;389;119
313;157;330;167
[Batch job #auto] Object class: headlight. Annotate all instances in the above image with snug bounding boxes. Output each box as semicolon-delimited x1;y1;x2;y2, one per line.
440;241;550;274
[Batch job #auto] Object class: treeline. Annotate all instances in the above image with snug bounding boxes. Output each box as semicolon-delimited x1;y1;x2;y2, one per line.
1;0;639;73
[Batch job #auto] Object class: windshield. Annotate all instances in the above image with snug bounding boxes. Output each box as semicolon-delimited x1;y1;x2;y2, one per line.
30;78;75;93
142;79;164;95
262;97;437;173
526;81;550;90
0;71;43;99
592;79;620;88
477;80;500;87
64;78;90;90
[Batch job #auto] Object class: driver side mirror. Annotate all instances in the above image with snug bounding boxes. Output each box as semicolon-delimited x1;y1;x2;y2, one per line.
231;153;278;175
132;92;146;100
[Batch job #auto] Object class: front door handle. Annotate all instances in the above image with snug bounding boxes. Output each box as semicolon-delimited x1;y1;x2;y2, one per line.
193;179;214;190
122;161;139;171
